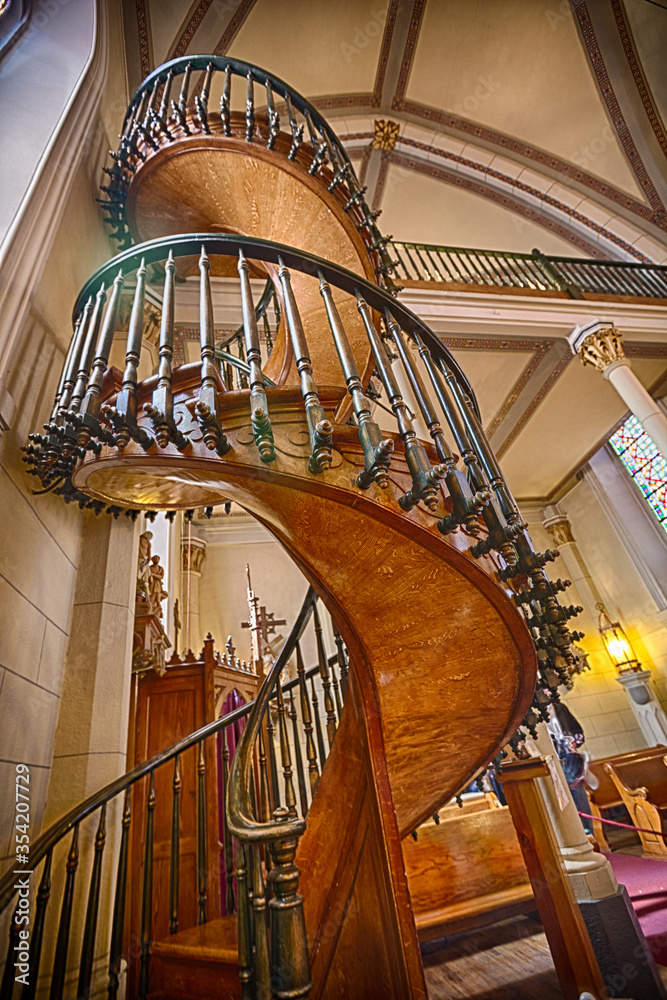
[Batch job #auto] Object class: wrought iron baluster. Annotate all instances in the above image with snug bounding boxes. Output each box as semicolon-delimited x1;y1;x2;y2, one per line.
249;842;270;999
236;844;253;999
319;272;393;488
284;92;303;159
70;283;106;413
288;693;309;817
246;71;255;141
138;774;155;1000
49;824;79;1000
108;789;131;1000
145;250;187;449
171;62;192;134
278;258;332;472
267;811;312;1000
386;316;489;535
58;300;93;416
313;607;337;749
221;64;232;135
310;675;327;772
77;269;124;448
332;624;348;700
296;643;319;796
102;259;153;449
77;805;107;998
194;62;213;133
265;79;279;148
262;309;273;357
359;295;445;511
169;754;181;933
265;706;281;811
157;69;174;122
330;660;343;719
221;730;236;914
276;676;298;818
238;250;275;461
197;740;208;924
257;726;272;826
196;246;230;455
21;851;51;1000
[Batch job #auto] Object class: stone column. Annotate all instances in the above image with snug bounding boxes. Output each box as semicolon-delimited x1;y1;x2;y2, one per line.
181;535;207;655
541;510;605;618
616;670;667;746
532;724;666;998
569;320;667;457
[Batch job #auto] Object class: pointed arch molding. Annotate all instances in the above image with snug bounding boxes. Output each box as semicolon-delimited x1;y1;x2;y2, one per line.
391;0;666;237
610;0;667;160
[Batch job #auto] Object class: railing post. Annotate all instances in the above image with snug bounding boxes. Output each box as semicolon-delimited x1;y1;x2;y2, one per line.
531;249;583;299
268;809;312;1000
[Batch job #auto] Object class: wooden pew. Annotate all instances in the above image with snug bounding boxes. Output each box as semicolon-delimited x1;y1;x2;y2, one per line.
402;800;533;940
587;745;667;812
604;760;667;858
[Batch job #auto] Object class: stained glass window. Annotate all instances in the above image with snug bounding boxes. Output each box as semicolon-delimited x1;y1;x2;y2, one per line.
609;415;667;533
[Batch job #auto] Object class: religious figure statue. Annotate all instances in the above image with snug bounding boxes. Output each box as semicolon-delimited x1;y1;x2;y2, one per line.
137;530;153;603
148;555;168;618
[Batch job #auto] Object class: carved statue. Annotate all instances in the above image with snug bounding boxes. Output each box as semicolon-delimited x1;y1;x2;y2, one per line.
148;555;168;618
137;530;153;603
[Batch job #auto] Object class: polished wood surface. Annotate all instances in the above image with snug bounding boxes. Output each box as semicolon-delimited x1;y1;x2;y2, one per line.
603;760;667;857
150;916;239;999
501;757;606;1000
403;806;533;941
588;745;667;812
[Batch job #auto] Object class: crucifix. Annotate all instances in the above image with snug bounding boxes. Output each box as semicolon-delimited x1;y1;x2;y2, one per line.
241;564;286;673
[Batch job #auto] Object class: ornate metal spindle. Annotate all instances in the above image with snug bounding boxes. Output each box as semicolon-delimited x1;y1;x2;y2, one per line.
358;295;445;510
103;259;152;449
313;607;337;749
238;250;275;461
284;92;303;159
305;110;327;174
330;660;343;719
77;269;124;447
236;333;248;389
268;810;312;1000
158;69;174;120
58;301;93;415
171;63;192;135
49;824;79;1000
138;774;155;1000
77;805;107;997
69;283;107;413
265;79;279;148
265;705;282;812
245;71;255;141
196;246;230;455
309;675;327;772
221;730;236;913
196;739;208;924
235;844;253;999
386;316;489;534
257;726;272;829
332;625;348;699
108;789;131;1000
221;64;232;135
2;908;20;1000
21;851;51;1000
288;694;309;817
194;62;213;133
277;258;332;472
319;272;393;488
296;643;319;796
145;251;187;449
262;309;273;357
275;676;298;818
169;754;181;933
249;841;270;999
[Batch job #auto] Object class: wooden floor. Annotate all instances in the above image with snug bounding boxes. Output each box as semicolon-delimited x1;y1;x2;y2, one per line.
421;916;564;1000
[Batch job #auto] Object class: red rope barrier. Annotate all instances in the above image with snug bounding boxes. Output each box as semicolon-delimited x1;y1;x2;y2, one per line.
578;811;665;839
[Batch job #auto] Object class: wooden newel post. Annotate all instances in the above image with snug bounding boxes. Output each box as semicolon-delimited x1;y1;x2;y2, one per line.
500;756;607;1000
268;808;312;999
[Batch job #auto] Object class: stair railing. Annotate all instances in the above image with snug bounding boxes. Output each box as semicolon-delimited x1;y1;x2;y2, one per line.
23;232;581;728
101;55;396;288
0;593;348;1000
216;278;281;390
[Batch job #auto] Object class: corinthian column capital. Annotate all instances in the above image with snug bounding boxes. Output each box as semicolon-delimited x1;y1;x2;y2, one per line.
569;319;626;374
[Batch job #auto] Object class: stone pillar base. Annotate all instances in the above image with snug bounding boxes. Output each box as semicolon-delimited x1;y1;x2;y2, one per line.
579;886;667;999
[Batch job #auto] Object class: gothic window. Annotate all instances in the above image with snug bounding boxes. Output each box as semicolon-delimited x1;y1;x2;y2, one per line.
609;415;667;534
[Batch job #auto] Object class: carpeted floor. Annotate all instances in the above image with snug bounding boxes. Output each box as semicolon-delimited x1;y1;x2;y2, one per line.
606;851;667;966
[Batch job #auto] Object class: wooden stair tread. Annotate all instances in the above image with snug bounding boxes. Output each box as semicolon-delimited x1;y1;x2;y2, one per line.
151;916;238;963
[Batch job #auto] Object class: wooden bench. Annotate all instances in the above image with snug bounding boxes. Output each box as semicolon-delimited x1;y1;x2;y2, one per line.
603;759;667;858
403;800;533;940
588;745;667;812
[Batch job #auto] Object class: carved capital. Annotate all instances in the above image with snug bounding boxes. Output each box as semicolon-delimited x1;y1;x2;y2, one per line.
372;119;399;151
181;536;207;574
543;515;575;547
578;327;626;373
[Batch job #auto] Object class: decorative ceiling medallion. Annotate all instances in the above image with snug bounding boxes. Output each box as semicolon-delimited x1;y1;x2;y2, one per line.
372;119;399;151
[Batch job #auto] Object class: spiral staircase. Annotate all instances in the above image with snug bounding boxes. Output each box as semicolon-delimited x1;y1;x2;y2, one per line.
2;56;587;1000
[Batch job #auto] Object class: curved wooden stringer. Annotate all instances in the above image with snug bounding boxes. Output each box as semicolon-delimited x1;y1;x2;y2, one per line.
21;56;586;999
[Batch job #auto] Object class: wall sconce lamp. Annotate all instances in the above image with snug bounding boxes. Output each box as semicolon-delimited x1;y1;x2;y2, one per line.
596;603;642;674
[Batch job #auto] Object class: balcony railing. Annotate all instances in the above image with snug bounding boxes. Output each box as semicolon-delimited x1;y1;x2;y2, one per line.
390;242;667;300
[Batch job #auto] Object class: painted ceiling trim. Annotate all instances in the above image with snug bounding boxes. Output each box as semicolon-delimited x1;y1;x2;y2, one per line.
572;0;665;222
135;0;151;78
612;0;667;160
169;0;216;60
391;0;663;236
209;0;258;57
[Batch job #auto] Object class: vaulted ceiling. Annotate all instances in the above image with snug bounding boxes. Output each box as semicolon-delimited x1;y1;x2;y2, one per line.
122;0;667;263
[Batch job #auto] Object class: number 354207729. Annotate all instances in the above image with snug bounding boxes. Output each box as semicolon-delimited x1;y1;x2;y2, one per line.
15;765;30;857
